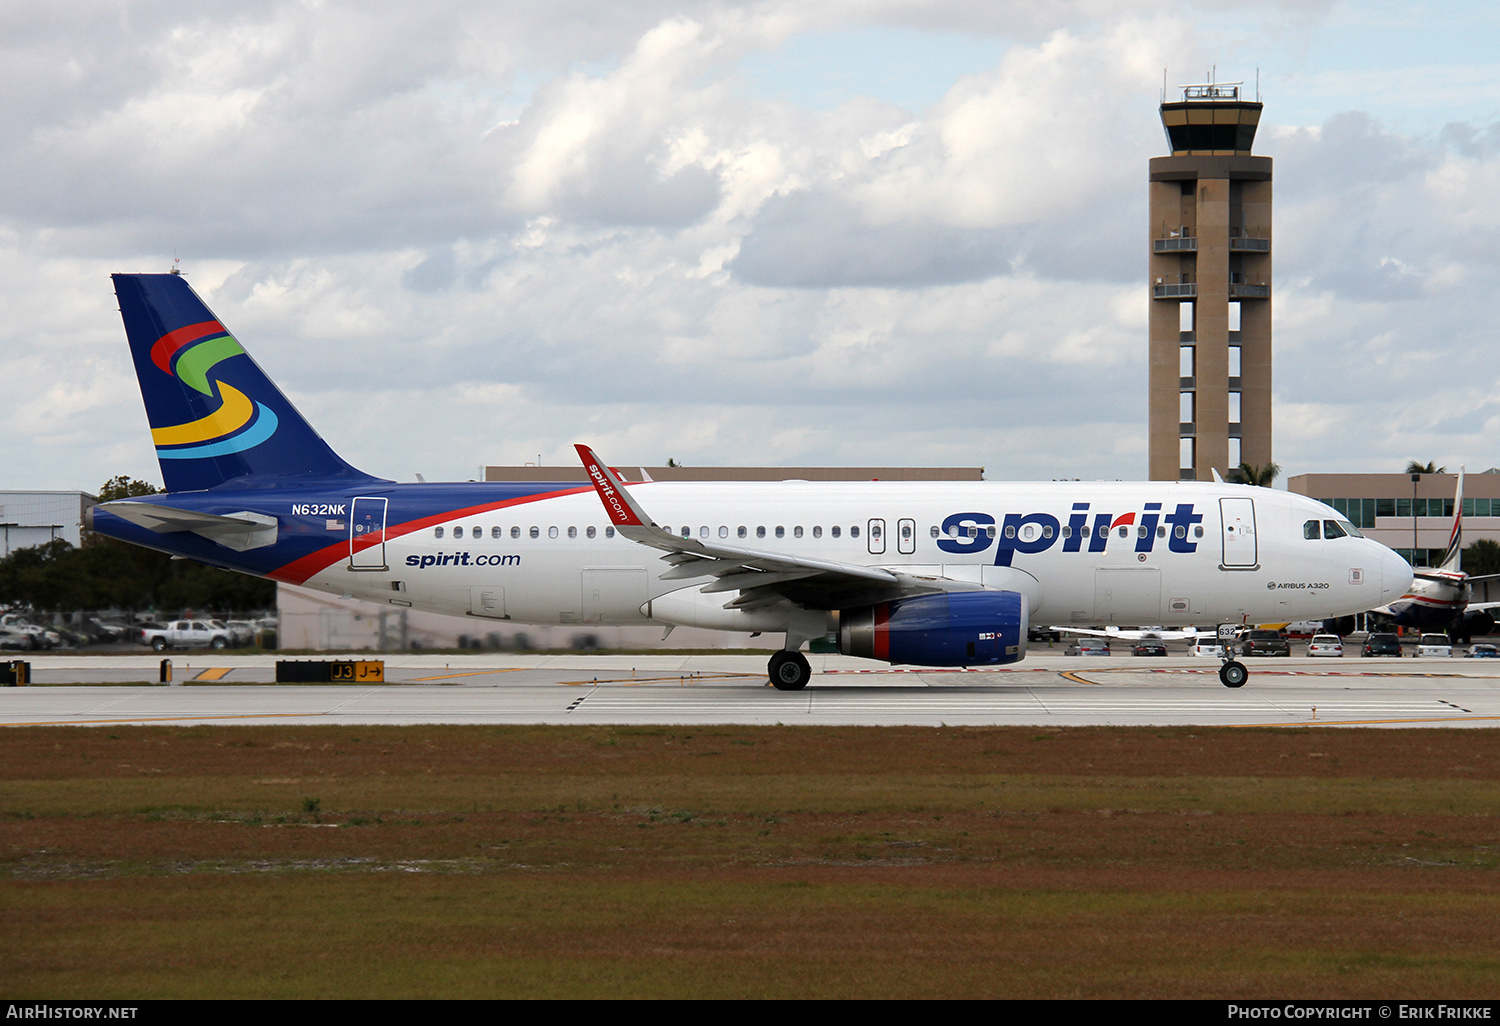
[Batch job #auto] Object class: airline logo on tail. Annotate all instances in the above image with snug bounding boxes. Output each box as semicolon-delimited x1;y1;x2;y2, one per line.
147;319;279;460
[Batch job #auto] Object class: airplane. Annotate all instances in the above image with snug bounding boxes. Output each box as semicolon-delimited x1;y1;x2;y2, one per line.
1353;470;1500;642
87;272;1414;690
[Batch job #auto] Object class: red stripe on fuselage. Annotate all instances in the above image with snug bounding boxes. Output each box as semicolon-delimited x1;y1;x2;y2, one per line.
268;486;592;585
150;320;227;375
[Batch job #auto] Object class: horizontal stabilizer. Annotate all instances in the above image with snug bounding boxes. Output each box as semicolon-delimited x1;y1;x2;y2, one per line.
99;501;279;552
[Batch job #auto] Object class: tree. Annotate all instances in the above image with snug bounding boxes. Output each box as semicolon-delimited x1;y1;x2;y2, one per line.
1405;461;1445;475
1464;538;1500;577
1227;461;1280;487
96;476;160;502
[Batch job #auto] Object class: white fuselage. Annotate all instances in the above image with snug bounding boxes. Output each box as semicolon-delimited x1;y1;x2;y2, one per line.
301;480;1412;635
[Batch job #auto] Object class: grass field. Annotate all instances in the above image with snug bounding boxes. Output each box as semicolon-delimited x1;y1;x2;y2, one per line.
3;724;1498;998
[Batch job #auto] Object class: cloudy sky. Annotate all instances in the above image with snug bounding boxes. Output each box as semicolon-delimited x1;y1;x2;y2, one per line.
4;0;1500;491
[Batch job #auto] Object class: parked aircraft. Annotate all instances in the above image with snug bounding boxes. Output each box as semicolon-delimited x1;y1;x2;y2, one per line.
1360;470;1500;641
88;273;1413;689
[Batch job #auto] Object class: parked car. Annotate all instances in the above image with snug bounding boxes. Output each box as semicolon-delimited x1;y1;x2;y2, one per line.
1416;634;1453;658
0;628;33;651
1237;629;1291;657
1064;639;1111;656
1132;641;1168;657
1362;633;1402;657
1307;635;1344;657
1189;640;1227;658
1466;644;1499;658
139;620;233;651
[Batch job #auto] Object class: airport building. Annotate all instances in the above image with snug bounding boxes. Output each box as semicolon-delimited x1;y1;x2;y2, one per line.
1288;471;1500;571
1148;81;1273;482
0;490;93;557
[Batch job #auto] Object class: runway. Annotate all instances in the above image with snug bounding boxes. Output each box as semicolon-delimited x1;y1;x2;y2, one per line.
6;653;1500;727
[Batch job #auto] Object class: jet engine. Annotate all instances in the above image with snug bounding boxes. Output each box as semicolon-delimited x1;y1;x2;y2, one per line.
838;591;1028;667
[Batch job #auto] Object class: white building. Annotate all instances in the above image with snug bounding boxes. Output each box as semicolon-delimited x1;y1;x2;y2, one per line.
0;491;93;556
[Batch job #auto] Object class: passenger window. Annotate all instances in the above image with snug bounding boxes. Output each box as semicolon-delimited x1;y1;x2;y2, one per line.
1175;525;1185;539
1156;526;1165;538
435;527;444;539
530;527;539;539
454;526;464;539
738;526;747;538
511;526;520;539
775;526;785;538
930;526;940;538
1194;526;1204;538
757;526;766;538
492;526;502;539
851;526;860;538
700;526;709;538
813;526;822;538
605;526;615;538
987;525;996;539
794;526;803;538
832;526;841;538
900;523;911;539
720;526;728;538
1118;526;1129;538
549;527;559;539
681;526;690;538
1304;520;1320;540
1137;525;1147;539
1098;525;1109;538
1003;525;1016;539
472;525;480;538
1043;525;1054;539
587;526;597;539
568;526;577;539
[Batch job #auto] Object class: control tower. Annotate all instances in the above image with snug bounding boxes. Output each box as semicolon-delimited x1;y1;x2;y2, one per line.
1148;82;1272;481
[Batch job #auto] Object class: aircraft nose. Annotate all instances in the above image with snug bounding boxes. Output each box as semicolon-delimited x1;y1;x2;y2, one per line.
1378;545;1414;603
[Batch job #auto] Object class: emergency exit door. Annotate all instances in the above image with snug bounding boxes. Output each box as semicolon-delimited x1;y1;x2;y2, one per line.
1219;497;1258;569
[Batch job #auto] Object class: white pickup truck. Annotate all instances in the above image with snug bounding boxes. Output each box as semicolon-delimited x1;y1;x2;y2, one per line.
141;620;233;651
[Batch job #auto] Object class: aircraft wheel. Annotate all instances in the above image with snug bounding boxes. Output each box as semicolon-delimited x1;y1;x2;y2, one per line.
769;651;811;691
1219;660;1248;688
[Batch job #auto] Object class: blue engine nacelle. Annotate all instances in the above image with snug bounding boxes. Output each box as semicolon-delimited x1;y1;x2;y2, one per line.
838;591;1028;667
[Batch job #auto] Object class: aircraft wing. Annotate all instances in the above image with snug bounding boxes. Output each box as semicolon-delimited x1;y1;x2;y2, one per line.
97;500;280;552
574;445;982;610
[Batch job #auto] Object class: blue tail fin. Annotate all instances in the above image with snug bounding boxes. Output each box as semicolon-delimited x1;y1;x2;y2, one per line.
113;273;381;492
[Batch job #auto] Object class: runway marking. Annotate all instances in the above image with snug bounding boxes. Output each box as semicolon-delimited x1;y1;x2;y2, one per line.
0;713;324;727
1058;671;1104;685
409;669;526;681
559;673;763;686
1231;714;1500;727
194;667;232;681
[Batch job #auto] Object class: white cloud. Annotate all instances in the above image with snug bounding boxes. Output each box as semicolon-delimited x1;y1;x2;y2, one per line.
4;1;1500;494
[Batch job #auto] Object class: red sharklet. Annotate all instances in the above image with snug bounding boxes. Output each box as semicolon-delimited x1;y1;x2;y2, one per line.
575;444;644;526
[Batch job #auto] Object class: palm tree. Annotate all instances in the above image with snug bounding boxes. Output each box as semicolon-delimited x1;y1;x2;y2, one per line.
1405;460;1445;474
1227;461;1280;487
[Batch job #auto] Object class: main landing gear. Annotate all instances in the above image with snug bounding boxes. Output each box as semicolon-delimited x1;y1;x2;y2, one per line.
768;650;812;691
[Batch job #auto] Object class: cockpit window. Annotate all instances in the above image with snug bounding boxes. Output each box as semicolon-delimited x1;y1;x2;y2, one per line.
1304;520;1320;540
1338;519;1362;538
1323;520;1346;539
